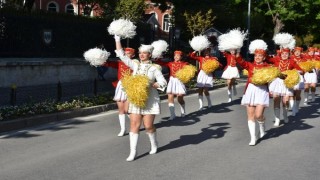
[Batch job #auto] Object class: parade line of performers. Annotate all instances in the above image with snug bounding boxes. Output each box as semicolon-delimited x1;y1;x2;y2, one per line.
96;35;320;162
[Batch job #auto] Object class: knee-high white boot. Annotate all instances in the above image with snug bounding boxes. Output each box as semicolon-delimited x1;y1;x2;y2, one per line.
168;103;176;120
126;132;139;161
258;120;266;138
227;90;232;102
274;108;280;127
283;107;289;123
206;95;212;108
117;114;126;136
147;132;158;154
289;100;296;116
179;103;186;117
198;95;203;110
304;92;309;105
311;92;315;102
248;120;257;146
233;84;237;96
295;100;300;113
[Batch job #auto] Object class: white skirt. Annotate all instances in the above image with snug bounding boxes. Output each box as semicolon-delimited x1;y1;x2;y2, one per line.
196;70;213;87
113;80;127;101
269;78;294;96
221;66;240;79
293;74;304;90
241;83;269;107
166;76;187;95
304;70;318;84
128;88;161;115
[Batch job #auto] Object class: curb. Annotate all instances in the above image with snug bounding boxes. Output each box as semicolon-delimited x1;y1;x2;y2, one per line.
0;81;238;134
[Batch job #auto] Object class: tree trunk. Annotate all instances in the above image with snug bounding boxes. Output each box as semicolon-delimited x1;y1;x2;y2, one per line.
273;13;284;36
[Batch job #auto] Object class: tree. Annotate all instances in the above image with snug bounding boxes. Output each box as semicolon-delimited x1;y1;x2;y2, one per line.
183;9;216;36
114;0;145;22
77;0;111;16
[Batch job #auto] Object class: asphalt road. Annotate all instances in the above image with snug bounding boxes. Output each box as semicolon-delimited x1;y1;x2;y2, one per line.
1;84;320;180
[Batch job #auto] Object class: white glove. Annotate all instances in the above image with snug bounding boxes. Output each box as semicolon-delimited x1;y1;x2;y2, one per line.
114;35;121;42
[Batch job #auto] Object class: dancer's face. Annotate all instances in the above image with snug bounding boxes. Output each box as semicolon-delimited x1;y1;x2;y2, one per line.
294;50;301;57
254;54;265;64
281;52;289;60
125;51;135;59
308;51;314;56
174;54;182;62
139;51;151;61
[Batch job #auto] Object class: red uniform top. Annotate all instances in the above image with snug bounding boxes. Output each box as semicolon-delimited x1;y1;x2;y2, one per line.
155;60;188;77
103;60;134;87
302;54;320;61
267;57;303;72
290;55;307;63
222;52;237;68
190;52;221;71
236;57;271;84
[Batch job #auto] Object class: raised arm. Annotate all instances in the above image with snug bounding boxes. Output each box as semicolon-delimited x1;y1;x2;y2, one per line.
235;55;251;70
114;35;136;70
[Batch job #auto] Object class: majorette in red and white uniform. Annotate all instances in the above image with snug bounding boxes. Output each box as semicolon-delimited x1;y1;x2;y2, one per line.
155;50;189;120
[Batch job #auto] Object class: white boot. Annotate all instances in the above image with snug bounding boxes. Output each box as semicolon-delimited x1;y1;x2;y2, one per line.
289;100;296;116
274;108;280;127
198;95;203;110
126;132;139;161
147;132;158;154
258;120;266;138
206;95;212;108
248;120;257;146
180;103;186;117
283;107;289;123
233;84;237;96
168;103;176;120
117;114;126;136
304;92;309;105
295;100;300;113
311;92;315;102
227;90;232;102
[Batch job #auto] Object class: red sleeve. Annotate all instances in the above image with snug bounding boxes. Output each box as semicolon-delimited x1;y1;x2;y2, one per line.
189;52;202;62
291;61;304;72
154;59;170;67
102;61;118;69
236;56;250;70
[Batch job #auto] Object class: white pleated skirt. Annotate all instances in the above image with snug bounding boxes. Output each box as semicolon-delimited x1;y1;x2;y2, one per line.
293;74;304;90
269;78;294;96
196;70;213;87
221;66;240;79
113;80;127;101
304;70;318;84
241;83;269;107
166;76;187;95
128;88;161;115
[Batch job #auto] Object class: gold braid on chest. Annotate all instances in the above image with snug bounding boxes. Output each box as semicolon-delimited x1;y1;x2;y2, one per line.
279;60;290;71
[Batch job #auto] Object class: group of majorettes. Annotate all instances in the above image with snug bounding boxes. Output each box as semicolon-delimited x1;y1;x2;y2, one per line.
106;35;319;161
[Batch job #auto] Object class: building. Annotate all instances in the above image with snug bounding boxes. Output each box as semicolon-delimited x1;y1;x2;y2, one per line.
30;0;173;33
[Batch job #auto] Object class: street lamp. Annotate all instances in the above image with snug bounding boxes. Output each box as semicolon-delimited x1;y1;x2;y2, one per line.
246;0;251;60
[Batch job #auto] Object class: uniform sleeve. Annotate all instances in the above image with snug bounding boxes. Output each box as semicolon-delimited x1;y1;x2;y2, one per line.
236;56;250;70
154;68;167;91
189;52;201;62
114;49;136;70
102;61;118;69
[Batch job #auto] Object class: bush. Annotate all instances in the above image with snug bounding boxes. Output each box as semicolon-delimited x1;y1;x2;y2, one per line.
0;93;113;121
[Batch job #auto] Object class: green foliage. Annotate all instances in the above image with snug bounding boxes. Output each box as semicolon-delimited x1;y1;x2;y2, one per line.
114;0;145;22
183;9;216;36
0;93;113;121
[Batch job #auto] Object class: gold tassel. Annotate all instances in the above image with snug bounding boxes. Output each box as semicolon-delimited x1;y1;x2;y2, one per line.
251;67;280;85
121;73;150;108
312;61;320;69
282;70;300;88
242;69;248;76
175;65;197;84
298;61;314;72
202;59;220;74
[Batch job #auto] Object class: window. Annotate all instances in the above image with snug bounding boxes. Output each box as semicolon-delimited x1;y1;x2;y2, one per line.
47;2;59;12
163;14;170;32
65;4;74;14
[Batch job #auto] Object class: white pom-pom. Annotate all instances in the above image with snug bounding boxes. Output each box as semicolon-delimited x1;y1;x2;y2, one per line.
108;19;136;39
139;44;154;53
218;28;247;51
189;35;211;51
273;32;294;49
151;40;169;58
287;38;296;50
83;48;110;67
249;39;268;54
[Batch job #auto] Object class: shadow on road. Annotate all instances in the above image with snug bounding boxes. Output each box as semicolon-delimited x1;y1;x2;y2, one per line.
261;97;319;142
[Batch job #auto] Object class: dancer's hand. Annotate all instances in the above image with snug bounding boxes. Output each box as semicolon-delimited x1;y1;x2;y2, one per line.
114;35;121;42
